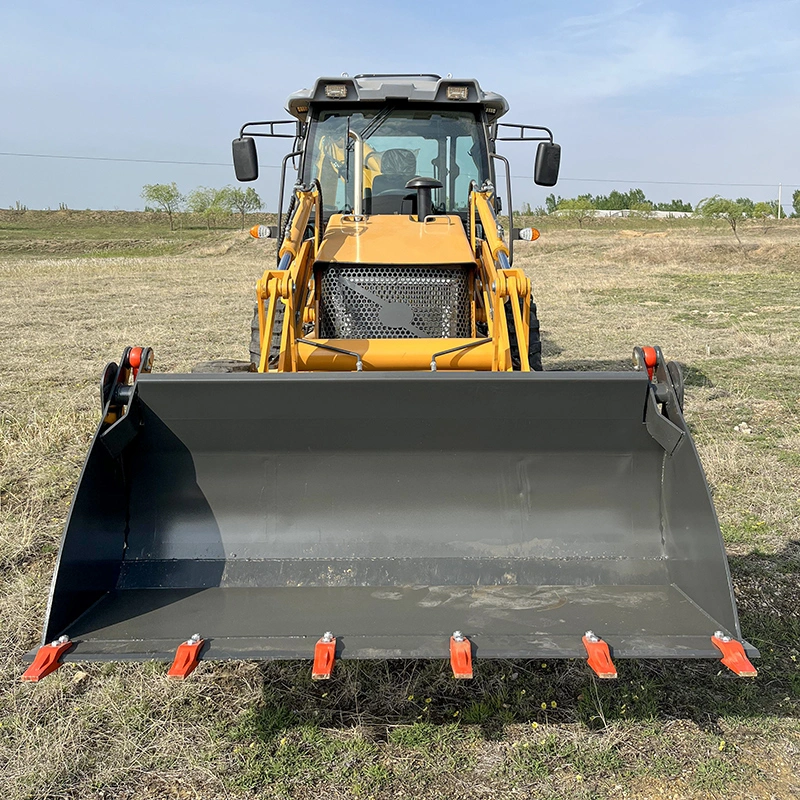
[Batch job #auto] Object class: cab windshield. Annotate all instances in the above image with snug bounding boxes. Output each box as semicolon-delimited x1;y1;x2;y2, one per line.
304;106;489;216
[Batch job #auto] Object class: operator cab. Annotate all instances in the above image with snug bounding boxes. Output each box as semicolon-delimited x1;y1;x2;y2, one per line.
232;74;560;232
303;105;491;218
285;75;508;222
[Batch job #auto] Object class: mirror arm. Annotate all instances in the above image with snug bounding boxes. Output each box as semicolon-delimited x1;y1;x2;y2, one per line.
239;120;300;139
494;123;554;143
490;153;514;265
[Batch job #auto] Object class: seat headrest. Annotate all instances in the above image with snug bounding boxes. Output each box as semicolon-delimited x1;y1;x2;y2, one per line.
380;148;417;175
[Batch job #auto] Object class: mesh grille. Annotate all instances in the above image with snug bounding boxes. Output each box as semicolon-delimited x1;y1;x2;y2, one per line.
318;264;472;339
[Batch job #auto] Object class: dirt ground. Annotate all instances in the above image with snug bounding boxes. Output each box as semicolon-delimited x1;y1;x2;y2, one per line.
1;214;798;799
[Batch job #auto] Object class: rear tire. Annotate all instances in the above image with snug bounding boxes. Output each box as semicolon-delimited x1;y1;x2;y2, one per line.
506;299;543;372
249;302;285;370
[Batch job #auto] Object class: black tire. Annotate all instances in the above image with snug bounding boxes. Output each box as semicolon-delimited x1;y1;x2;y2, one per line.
249;302;285;370
506;299;543;371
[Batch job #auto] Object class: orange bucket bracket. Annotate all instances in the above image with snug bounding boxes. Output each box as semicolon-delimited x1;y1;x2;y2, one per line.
21;636;73;682
712;633;757;677
167;634;204;679
312;632;336;680
582;631;617;679
450;631;473;679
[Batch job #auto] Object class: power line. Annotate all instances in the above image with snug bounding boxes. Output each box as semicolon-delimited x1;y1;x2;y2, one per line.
0;151;278;169
1;150;796;188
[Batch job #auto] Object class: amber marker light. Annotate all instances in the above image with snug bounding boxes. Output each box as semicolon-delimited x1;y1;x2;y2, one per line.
250;225;273;239
519;227;540;241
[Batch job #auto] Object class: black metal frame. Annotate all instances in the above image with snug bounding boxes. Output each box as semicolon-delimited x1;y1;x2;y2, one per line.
492;123;554;143
238;120;300;139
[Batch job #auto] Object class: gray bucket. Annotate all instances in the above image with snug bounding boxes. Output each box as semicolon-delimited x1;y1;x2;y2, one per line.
37;371;756;663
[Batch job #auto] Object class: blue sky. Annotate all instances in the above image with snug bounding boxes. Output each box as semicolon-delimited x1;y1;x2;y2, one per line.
1;0;799;212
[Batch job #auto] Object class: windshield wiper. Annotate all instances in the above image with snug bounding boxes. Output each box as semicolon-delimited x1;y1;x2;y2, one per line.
358;104;396;142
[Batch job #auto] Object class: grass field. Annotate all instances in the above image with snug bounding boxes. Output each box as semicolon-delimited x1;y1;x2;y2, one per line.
1;212;799;799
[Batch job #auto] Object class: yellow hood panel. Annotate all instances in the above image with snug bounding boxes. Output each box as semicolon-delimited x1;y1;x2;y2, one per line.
317;214;475;265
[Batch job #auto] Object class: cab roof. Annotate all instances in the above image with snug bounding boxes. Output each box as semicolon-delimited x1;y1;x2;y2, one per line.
286;74;509;122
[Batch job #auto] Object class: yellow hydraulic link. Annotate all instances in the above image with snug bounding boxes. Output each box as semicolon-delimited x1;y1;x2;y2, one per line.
279;186;321;261
502;269;532;371
256;239;315;373
473;190;509;261
256;270;291;373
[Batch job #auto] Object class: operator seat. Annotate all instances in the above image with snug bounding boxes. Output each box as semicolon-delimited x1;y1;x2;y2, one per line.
370;148;418;215
373;149;417;193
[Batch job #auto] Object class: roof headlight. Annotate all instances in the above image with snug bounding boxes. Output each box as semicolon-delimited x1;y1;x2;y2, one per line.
446;85;469;100
324;84;348;99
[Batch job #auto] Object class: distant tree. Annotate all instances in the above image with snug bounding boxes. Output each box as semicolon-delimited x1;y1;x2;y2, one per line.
557;196;595;228
695;196;748;245
752;201;777;233
588;188;662;212
655;198;693;213
607;190;630;209
187;186;233;230
735;197;756;216
629;200;654;215
544;193;561;214
627;188;647;207
226;186;263;230
792;189;800;218
141;182;183;231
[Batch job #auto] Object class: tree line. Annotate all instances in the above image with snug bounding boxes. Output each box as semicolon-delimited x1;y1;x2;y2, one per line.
518;188;800;225
544;188;694;215
141;183;263;231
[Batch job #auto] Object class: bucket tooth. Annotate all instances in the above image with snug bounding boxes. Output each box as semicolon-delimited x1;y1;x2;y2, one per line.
711;633;757;677
167;634;204;679
450;631;473;679
582;631;617;679
312;632;336;680
21;636;73;682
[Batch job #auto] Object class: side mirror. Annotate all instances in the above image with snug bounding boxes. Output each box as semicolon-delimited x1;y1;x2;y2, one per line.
534;142;561;187
232;137;258;182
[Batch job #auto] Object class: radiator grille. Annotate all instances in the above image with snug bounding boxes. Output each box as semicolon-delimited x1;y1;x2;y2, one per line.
318;264;471;339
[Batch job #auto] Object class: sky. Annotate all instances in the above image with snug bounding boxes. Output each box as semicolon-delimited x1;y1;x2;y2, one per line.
1;0;799;213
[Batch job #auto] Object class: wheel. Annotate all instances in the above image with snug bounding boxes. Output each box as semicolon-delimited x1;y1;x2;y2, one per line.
249;302;285;370
506;299;543;371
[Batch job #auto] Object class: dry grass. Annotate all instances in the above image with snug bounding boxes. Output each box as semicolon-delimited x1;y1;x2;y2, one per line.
1;217;799;799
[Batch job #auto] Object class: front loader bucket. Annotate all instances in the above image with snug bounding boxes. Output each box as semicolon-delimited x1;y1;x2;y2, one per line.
38;371;755;665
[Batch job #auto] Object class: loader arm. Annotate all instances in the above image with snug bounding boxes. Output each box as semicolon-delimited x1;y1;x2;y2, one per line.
255;184;531;373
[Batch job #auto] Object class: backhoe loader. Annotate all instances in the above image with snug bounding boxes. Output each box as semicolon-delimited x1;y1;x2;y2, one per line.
24;74;756;682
